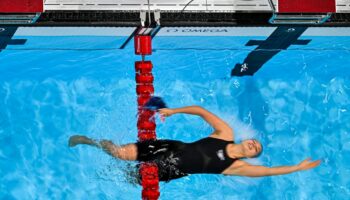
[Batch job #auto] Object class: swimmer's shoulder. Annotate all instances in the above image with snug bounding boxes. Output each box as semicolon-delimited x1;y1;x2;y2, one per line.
209;130;234;142
221;160;249;175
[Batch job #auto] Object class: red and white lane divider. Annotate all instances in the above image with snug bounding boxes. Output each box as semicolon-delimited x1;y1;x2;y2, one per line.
134;31;160;200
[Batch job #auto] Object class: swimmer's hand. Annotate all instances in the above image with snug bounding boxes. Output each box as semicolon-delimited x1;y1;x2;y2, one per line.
158;108;175;117
297;158;321;171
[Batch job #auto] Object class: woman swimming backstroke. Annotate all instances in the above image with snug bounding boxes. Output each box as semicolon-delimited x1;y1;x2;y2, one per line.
69;105;321;182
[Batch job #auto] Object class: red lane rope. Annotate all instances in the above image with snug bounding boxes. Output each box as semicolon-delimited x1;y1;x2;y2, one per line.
134;32;160;200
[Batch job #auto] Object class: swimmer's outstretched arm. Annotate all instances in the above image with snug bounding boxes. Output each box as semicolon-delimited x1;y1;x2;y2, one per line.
159;106;233;134
229;158;321;177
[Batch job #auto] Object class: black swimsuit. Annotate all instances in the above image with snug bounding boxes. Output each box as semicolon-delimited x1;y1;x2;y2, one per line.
136;137;237;182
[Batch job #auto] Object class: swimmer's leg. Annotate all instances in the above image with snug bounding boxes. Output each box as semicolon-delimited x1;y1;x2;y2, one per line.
69;135;99;147
68;135;137;161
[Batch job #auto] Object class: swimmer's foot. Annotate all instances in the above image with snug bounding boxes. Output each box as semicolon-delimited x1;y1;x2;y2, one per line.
68;135;97;147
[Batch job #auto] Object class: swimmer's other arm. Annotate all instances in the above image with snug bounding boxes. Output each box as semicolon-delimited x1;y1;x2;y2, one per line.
158;106;232;133
228;158;321;177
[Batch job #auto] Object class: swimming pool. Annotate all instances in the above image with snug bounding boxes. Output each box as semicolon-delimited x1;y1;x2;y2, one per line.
0;26;349;199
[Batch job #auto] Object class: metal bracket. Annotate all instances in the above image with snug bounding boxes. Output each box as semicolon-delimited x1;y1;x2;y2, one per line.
0;12;41;24
269;13;332;25
139;9;161;27
154;9;161;26
140;10;146;27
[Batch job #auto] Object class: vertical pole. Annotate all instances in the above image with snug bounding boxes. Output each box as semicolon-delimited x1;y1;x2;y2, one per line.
147;0;152;26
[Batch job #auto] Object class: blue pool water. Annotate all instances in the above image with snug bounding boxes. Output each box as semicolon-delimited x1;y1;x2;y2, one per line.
0;27;350;199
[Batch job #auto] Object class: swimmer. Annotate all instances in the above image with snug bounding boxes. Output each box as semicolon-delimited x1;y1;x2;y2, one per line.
69;105;321;182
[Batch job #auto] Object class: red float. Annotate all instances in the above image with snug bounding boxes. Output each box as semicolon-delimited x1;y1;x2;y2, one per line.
139;162;160;199
142;189;160;200
138;115;155;124
139;109;156;118
143;170;157;176
137;112;155;121
137;120;156;131
135;61;153;74
137;95;151;106
140;163;158;176
136;85;154;95
134;35;152;55
138;131;156;141
142;179;159;188
138;134;156;141
136;74;154;84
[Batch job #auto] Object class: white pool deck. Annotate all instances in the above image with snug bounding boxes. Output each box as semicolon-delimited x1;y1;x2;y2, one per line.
7;27;350;37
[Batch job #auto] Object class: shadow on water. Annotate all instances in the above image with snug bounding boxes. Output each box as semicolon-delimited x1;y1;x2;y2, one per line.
0;26;26;52
231;26;310;77
237;78;269;133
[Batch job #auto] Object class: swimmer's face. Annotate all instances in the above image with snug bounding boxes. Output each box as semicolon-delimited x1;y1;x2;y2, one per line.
242;139;262;158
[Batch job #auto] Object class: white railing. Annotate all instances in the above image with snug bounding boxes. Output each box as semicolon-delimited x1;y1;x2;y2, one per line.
43;0;350;13
43;0;274;11
337;0;350;12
